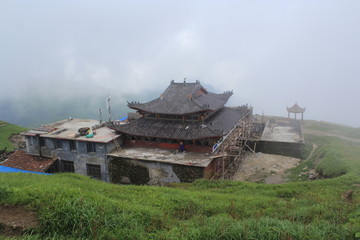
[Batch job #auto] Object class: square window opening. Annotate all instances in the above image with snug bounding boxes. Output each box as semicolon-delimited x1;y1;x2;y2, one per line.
70;140;77;151
87;164;101;180
39;137;45;147
86;142;96;153
54;139;62;149
61;160;74;173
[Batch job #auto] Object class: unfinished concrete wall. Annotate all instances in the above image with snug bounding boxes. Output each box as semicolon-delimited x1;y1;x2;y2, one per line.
57;141;110;182
172;164;204;182
109;157;204;185
26;136;110;181
204;158;220;179
25;136;40;155
254;141;304;158
124;140;213;153
40;138;56;157
106;140;119;154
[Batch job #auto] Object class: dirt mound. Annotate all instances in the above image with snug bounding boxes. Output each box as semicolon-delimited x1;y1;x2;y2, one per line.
9;134;26;149
232;152;301;184
0;205;39;237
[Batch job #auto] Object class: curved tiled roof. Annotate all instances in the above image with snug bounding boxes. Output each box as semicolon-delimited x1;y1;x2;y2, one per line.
108;106;249;140
128;81;232;115
206;106;250;134
287;103;305;113
108;118;222;140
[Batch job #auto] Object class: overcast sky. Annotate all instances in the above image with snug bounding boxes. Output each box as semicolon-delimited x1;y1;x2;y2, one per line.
1;0;359;127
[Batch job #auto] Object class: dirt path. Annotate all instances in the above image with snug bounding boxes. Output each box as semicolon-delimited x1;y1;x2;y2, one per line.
0;205;39;237
232;152;301;184
306;143;318;161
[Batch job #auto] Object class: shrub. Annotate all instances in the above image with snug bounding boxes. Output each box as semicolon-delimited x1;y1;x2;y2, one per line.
316;151;347;178
0;183;12;202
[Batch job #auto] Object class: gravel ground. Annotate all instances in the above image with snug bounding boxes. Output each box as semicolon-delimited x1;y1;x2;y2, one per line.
232;152;301;184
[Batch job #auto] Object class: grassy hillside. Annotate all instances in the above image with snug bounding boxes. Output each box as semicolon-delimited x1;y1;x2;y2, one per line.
0;121;27;152
303;120;360;140
1;120;360;239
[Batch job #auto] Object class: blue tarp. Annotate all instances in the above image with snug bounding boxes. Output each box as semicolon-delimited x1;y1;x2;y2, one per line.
0;166;51;175
119;116;128;121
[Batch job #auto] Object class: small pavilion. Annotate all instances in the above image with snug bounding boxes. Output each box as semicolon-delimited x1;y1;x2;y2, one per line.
287;103;305;121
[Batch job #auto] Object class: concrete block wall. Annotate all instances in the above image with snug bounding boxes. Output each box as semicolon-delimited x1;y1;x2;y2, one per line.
109;157;204;185
25;136;110;181
55;141;110;182
25;136;40;155
254;141;304;159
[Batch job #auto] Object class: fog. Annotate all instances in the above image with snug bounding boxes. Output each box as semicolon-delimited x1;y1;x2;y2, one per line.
0;1;359;127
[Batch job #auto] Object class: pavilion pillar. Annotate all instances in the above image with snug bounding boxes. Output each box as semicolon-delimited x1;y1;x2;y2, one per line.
287;103;305;123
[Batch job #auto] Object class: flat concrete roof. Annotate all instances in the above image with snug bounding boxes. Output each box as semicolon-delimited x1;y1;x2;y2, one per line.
260;118;304;143
23;119;119;143
108;147;213;167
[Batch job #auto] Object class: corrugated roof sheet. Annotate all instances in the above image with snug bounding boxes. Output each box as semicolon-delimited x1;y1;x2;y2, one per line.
128;81;232;115
1;150;56;172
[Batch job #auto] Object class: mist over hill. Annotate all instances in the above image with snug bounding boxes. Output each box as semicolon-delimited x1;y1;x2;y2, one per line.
0;82;161;128
1;1;360;128
0;81;218;128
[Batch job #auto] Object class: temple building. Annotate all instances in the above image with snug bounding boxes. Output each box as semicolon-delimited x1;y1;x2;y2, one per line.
107;80;252;185
2;80;306;184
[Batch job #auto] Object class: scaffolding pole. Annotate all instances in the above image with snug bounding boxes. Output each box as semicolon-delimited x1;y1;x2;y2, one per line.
211;107;255;180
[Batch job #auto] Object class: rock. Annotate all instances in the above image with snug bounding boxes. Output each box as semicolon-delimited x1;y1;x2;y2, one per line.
308;173;318;180
341;190;354;202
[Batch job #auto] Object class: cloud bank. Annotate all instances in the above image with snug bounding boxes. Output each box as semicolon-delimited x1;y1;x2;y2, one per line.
0;0;359;127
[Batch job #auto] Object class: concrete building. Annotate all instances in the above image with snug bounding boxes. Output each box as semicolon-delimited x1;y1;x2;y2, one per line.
22;119;120;181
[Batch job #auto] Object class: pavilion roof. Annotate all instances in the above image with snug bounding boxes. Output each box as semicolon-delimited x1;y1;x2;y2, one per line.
127;81;232;115
287;103;305;113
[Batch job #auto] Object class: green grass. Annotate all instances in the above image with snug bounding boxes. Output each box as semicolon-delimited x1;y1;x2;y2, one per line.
2;173;360;239
1;120;360;239
304;120;360;140
0;121;27;152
